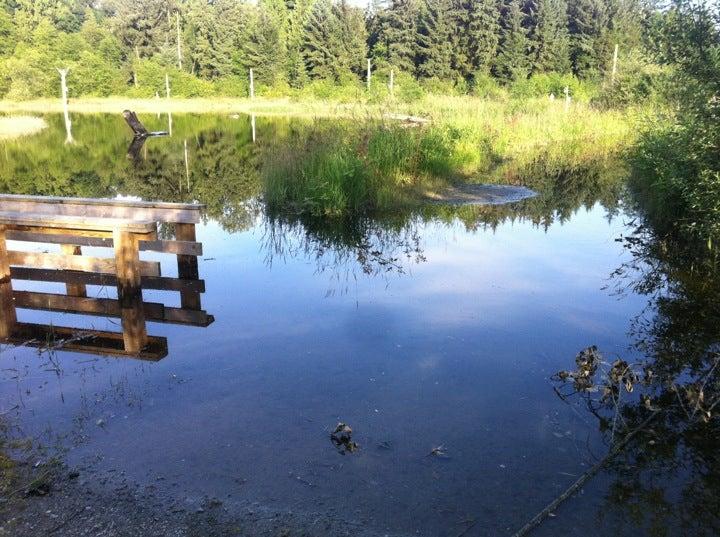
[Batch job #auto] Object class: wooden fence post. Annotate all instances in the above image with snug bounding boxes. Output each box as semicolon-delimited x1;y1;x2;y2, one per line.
113;230;147;353
61;244;87;297
367;59;371;91
175;223;201;310
249;69;255;99
564;86;570;111
176;11;183;70
0;226;17;339
611;44;619;84
165;73;171;99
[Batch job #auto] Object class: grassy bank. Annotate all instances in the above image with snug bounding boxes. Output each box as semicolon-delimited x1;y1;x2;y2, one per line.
262;96;638;216
0;97;378;119
0;95;640;217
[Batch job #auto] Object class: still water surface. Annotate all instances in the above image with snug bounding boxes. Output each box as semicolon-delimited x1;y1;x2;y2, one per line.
0;114;711;535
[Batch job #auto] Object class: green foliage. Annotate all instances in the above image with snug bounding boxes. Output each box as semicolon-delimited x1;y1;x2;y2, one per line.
470;72;505;98
375;0;420;74
510;72;590;100
263;97;633;216
568;0;610;77
416;0;456;79
495;0;530;83
464;0;501;75
593;52;665;109
632;0;720;246
529;0;572;74
0;0;652;98
0;7;16;56
302;0;367;82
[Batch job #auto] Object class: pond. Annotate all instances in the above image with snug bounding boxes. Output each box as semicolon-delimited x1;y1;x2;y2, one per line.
0;113;718;536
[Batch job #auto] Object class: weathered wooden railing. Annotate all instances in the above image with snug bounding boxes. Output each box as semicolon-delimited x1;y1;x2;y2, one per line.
0;194;213;360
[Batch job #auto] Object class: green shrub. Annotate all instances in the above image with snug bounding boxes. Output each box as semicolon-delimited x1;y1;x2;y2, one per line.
470;72;505;99
594;54;667;109
511;73;594;102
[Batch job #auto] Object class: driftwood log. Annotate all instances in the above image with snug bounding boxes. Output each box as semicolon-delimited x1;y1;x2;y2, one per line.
122;110;168;137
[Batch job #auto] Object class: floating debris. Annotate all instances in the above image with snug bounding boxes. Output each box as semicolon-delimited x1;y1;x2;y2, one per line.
377;440;393;451
330;422;359;454
427;445;449;458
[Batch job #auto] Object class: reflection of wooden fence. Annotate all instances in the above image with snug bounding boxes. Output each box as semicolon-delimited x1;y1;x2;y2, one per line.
0;195;213;361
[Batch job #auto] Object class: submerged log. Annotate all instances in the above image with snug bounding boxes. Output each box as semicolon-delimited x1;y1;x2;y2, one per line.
122;110;168;137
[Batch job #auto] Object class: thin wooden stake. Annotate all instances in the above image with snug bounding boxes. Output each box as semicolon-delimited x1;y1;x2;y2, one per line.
176;11;183;70
249;69;255;99
389;69;394;97
564;86;570;111
611;44;619;84
165;73;171;99
367;59;371;91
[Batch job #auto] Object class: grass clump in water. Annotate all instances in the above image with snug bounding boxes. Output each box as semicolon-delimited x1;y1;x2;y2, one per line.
263;123;474;216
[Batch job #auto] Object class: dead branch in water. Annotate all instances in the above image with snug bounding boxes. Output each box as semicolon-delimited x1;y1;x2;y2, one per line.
511;409;659;537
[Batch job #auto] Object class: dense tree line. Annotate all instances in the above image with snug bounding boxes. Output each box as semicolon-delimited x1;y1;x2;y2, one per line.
0;0;648;98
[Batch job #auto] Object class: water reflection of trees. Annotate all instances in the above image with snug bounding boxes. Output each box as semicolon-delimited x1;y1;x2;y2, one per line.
1;114;626;274
262;163;624;286
263;214;427;289
0;114;264;232
557;207;720;535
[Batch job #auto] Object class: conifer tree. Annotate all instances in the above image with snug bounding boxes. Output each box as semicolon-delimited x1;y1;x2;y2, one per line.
244;8;286;85
529;0;571;73
568;0;610;76
495;0;530;82
466;0;501;74
285;0;315;87
416;0;456;79
376;0;420;74
302;0;367;81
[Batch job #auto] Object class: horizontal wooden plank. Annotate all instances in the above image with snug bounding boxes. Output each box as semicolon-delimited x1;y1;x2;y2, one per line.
9;267;205;293
6;230;113;247
0;212;157;233
7;231;201;256
141;275;205;293
5;322;167;361
0;194;203;224
8;251;161;277
13;290;213;327
162;307;215;327
0;193;204;211
139;239;202;256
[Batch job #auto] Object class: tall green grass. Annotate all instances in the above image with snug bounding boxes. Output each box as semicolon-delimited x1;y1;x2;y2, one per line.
263;122;481;216
262;97;637;217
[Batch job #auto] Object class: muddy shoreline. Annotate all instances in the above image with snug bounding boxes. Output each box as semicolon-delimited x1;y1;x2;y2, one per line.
1;457;408;537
